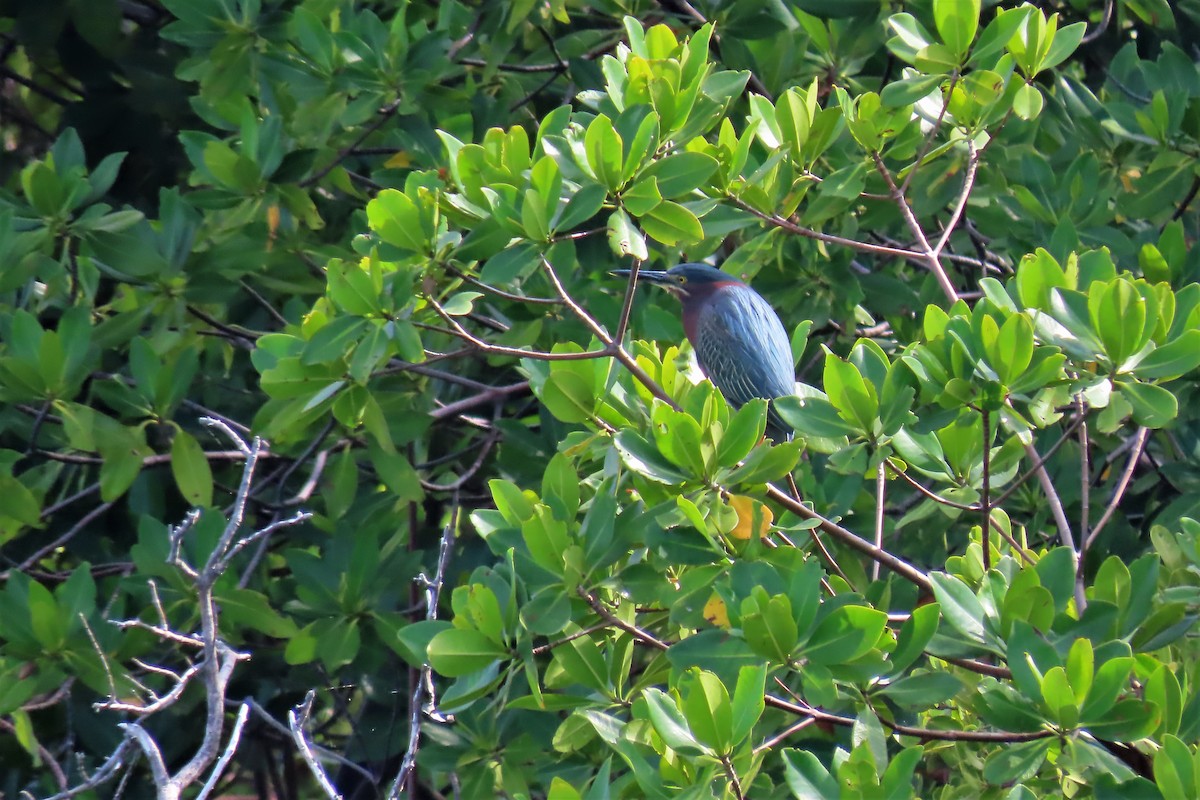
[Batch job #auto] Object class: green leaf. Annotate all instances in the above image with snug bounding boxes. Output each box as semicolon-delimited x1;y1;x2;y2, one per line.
542;371;595;424
638;152;718;198
481;243;541;284
775;394;857;439
1080;657;1133;722
1116;380;1178;428
683;670;733;753
442;291;483;316
782;749;838;799
1039;666;1079;728
879;672;962;707
622;176;662;217
100;445;145;502
983;739;1052;785
392;620;452;667
0;475;42;530
729;664;766;747
556;183;607;233
542;451;581;522
929;572;986;644
1034;547;1076;613
607;208;648;261
1040;21;1086;72
367;189;429;253
643;688;709;755
585;114;624;191
367;443;424;502
639;201;703;246
716;399;767;467
890;603;940;675
823;353;877;432
614;430;690;484
1132;331;1200;380
1144;664;1182;737
932;0;980;57
428;628;508;677
803;605;887;666
170;429;213;507
1153;735;1195;800
1012;83;1044;120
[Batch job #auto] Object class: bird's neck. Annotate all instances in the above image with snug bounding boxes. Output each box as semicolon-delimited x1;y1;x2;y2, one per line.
681;281;741;344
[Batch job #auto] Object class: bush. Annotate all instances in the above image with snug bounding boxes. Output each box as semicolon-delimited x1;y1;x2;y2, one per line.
2;1;1200;797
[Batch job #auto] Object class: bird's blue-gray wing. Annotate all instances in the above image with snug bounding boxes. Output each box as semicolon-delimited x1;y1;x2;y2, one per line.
693;287;795;436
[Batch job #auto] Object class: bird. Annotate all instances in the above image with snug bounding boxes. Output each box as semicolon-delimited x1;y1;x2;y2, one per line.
611;262;796;441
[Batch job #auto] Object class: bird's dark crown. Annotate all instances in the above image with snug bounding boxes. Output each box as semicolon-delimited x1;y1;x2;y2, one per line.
661;263;740;285
611;263;742;296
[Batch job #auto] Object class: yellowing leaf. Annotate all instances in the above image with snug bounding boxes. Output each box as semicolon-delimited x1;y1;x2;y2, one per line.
266;204;280;251
384;151;412;168
728;495;773;540
703;593;730;628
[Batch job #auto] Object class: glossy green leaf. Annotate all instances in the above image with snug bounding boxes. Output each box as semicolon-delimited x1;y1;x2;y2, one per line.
170;429;213;507
803;605;887;666
639;201;703;246
932;0;980;57
930;572;987;644
428;628;508;677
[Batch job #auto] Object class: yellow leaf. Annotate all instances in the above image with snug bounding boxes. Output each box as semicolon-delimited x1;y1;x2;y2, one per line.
728;494;773;540
703;593;730;628
385;151;412;169
266;204;281;251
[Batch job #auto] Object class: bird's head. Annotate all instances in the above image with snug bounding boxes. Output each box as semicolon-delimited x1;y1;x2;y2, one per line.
610;262;741;299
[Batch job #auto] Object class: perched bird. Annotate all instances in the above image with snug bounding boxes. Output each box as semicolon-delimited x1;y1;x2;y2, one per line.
612;262;795;441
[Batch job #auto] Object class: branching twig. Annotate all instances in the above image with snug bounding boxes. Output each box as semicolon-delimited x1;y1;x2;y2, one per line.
59;420;312;800
301;99;404;187
871;151;960;303
387;494;461;799
289;692;342;800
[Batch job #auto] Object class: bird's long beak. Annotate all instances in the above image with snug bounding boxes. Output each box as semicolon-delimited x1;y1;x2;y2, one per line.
610;269;674;285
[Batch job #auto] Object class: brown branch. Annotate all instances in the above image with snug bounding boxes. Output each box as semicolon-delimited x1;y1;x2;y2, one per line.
301;99;404;187
871;151;960;303
764;693;1053;743
730;197;926;262
932;140;980;260
1083;427;1149;552
579;589;670;651
765;484;931;591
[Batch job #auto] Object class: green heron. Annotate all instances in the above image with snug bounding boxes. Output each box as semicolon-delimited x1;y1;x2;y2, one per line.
612;262;795;441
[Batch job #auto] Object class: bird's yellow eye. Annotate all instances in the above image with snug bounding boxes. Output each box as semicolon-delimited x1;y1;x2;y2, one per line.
676;274;687;284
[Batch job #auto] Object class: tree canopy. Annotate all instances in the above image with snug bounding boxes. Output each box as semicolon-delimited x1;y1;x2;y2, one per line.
2;0;1200;797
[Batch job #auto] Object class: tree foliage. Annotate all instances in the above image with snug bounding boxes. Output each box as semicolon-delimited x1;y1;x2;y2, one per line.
2;0;1200;797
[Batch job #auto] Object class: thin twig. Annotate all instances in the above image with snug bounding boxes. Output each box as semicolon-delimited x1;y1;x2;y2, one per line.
1084;427;1149;552
981;408;992;571
932;140;979;259
1080;0;1115;44
900;73;959;196
301;99;404;187
579;589;670;651
195;703;250;800
1026;441;1075;552
764;693;1052;743
388;494;461;799
873;461;886;581
730;197;926;262
614;259;643;344
871;151;959;303
288;692;342;800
